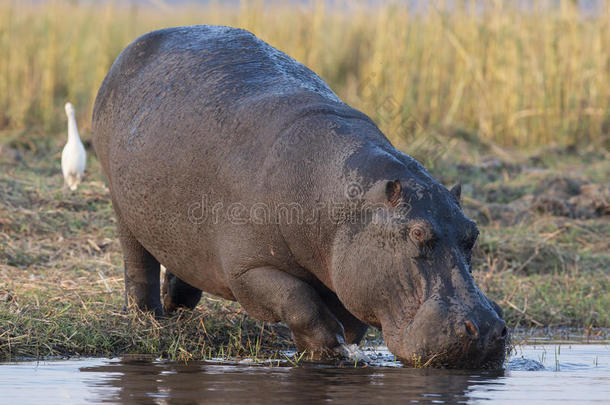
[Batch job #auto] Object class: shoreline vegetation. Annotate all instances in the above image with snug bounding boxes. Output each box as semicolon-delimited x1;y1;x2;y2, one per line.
1;1;609;361
2;140;607;362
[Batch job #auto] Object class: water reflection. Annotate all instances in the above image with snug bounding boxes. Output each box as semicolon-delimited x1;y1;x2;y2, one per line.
81;359;505;404
1;345;608;404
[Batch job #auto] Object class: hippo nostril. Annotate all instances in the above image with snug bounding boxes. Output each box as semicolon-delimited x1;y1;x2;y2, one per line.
464;320;479;339
491;321;508;342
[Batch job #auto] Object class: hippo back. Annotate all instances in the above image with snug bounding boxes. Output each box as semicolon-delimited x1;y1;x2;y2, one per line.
92;25;389;295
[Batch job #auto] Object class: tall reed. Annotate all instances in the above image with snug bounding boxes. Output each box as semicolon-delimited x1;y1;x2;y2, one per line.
1;0;609;148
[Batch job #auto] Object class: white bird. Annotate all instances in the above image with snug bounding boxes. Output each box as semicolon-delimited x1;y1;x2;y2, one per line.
61;102;86;191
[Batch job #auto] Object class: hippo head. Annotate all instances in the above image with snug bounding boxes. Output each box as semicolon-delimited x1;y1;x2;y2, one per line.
331;161;508;369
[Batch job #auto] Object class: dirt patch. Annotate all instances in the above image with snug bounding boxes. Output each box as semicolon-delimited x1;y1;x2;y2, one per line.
464;167;609;226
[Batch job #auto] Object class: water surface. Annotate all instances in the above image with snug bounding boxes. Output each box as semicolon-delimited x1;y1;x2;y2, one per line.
1;344;608;404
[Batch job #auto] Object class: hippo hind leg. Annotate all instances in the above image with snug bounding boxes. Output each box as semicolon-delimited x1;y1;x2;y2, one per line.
161;269;203;313
116;213;162;316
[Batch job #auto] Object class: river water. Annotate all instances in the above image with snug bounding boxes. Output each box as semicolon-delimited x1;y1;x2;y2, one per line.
1;344;608;404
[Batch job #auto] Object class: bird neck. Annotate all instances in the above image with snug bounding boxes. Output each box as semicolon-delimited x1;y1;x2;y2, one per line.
67;113;80;142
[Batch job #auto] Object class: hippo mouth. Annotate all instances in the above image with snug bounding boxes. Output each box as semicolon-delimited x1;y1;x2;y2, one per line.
394;337;509;369
383;299;509;369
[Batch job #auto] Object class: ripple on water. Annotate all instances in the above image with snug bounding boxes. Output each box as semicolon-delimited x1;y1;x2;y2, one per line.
0;344;608;404
506;357;545;371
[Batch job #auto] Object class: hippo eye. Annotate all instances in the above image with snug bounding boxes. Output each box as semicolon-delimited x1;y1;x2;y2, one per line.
406;222;435;257
410;225;426;244
409;224;435;253
412;227;424;239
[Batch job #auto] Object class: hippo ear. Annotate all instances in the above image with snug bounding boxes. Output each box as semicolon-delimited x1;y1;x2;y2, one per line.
450;184;462;205
385;179;402;206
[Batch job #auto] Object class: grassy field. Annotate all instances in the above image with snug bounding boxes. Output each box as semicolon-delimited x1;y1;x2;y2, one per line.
2;0;610;148
1;0;609;361
1;136;607;361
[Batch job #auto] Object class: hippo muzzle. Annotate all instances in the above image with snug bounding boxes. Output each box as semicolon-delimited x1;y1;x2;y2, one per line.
384;296;508;369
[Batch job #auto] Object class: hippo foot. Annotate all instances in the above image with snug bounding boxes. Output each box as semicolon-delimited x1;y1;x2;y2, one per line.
295;345;369;364
161;267;203;314
334;343;371;363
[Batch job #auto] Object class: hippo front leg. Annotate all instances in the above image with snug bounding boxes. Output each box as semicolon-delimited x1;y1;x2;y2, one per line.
230;267;346;355
321;291;369;345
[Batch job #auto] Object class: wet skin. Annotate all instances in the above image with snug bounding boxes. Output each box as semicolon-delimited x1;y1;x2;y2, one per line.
92;25;507;368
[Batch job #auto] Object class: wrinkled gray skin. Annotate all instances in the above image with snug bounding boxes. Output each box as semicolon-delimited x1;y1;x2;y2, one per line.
92;25;507;368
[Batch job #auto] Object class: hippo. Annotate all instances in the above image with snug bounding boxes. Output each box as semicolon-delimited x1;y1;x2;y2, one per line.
92;25;508;368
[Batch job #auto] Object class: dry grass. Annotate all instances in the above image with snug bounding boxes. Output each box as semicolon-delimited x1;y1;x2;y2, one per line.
1;136;608;361
1;0;609;361
2;0;610;148
0;149;295;361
